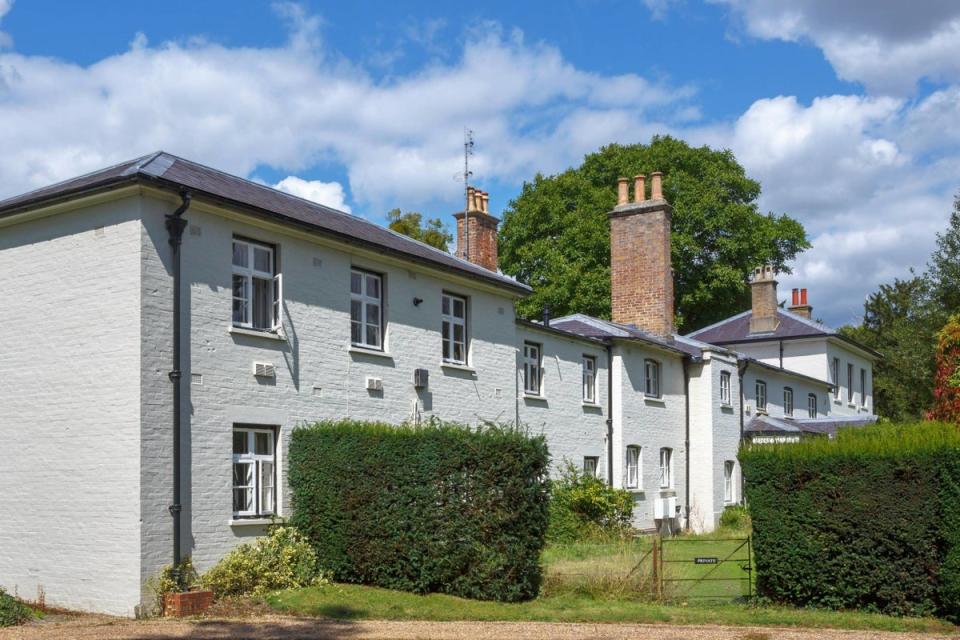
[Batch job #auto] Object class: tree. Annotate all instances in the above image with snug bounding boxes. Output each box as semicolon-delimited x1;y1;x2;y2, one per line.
498;136;810;330
387;209;453;252
929;195;960;312
928;315;960;423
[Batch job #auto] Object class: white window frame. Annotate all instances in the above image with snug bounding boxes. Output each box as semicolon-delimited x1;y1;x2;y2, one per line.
783;387;794;417
232;426;277;518
847;363;854;404
644;359;661;398
582;355;597;403
232;239;282;332
720;371;731;406
441;293;468;365
755;380;767;412
523;342;542;395
625;445;641;489
659;447;673;489
860;368;868;408
724;460;735;504
808;393;818;418
832;358;841;400
583;456;599;478
351;268;384;350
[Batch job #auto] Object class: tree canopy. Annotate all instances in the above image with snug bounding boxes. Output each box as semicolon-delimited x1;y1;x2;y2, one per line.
497;136;810;330
387;209;453;252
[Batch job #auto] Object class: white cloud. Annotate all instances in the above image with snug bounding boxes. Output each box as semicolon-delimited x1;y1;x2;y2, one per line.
274;176;351;213
713;0;960;94
0;0;13;49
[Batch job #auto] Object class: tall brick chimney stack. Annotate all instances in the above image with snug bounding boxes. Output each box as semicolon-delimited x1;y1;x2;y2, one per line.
454;186;499;272
749;265;780;333
609;171;674;337
788;287;813;319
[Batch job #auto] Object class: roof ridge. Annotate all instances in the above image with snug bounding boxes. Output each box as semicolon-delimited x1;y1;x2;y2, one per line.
779;307;835;334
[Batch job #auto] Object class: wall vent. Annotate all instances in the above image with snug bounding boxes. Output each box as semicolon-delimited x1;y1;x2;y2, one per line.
253;362;276;378
366;376;383;391
413;368;429;389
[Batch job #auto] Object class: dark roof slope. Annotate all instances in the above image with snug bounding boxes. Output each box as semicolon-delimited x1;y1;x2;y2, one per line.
0;152;530;295
746;414;877;438
550;314;696;358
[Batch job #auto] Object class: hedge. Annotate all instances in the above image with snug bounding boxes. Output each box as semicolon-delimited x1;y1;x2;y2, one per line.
741;421;960;618
289;420;550;602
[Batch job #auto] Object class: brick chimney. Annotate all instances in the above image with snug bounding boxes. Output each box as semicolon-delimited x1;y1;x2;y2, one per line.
788;287;812;319
609;171;674;337
454;186;499;272
749;265;780;333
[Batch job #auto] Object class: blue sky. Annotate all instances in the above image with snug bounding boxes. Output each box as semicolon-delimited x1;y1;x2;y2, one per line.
1;0;959;326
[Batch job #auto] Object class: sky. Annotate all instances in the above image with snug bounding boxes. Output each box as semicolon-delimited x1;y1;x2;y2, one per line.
1;1;958;327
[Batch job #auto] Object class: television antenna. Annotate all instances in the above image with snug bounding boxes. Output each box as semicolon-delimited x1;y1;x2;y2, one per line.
463;128;474;259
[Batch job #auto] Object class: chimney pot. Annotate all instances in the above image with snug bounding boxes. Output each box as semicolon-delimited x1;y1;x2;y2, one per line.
792;288;799;306
800;288;808;305
633;174;646;203
617;177;629;206
467;186;476;211
650;171;663;200
481;192;490;214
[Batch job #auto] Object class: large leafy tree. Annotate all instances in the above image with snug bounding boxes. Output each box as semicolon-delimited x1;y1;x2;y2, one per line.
387;209;453;252
498;136;810;330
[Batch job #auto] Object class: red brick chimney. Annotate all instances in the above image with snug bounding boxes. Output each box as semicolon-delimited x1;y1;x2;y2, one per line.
454;186;499;272
788;287;812;319
608;171;674;337
749;265;780;333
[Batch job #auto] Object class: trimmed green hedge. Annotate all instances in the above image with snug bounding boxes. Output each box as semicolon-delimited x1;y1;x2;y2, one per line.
741;421;960;618
289;420;550;602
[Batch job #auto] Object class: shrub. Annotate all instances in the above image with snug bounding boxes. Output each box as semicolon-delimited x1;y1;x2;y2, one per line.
718;505;751;531
290;420;550;602
547;462;634;543
202;526;326;598
741;421;960;618
0;588;31;627
928;315;960;423
146;557;199;615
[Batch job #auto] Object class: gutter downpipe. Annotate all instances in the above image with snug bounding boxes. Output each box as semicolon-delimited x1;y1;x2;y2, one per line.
166;189;192;587
605;342;614;487
738;358;749;507
683;357;691;532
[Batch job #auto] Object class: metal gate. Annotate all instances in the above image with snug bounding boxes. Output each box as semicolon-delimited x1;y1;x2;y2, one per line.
654;536;753;601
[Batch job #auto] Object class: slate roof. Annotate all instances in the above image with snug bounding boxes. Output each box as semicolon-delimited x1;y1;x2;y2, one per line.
549;314;700;358
686;308;881;358
0;151;530;295
746;414;877;438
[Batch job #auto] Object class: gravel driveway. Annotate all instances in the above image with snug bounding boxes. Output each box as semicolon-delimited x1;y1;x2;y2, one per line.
2;615;958;640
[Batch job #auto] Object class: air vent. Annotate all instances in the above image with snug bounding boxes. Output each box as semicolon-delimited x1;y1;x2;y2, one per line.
366;376;383;391
253;362;276;378
413;368;429;389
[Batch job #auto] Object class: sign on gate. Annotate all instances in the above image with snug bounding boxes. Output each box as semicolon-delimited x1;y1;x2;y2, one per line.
655;536;753;601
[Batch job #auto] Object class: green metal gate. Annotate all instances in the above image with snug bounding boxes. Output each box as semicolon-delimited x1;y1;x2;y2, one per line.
654;536;753;601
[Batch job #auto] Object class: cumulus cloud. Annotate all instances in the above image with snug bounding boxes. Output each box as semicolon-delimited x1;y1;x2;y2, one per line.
274;176;351;212
713;0;960;94
0;0;13;49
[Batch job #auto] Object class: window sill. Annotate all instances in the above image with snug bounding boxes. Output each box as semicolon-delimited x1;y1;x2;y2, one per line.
348;346;394;360
230;517;284;527
228;326;286;341
833;398;842;404
644;397;666;406
523;393;547;402
581;401;602;409
720;402;733;409
659;489;676;497
441;362;476;374
847;403;857;408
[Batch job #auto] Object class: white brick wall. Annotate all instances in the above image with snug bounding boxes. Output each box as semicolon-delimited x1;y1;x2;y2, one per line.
0;197;144;616
743;365;831;421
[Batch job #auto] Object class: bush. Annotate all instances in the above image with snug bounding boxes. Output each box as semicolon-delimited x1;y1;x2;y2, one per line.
290;420;550;602
718;505;751;531
547;462;634;543
741;421;960;618
202;526;326;598
0;588;31;627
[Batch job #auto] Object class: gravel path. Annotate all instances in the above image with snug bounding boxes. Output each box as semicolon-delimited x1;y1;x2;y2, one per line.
1;615;957;640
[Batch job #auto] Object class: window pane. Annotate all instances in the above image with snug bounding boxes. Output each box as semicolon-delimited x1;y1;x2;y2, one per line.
366;274;380;299
253;247;272;273
442;296;450;315
260;461;275;514
233;431;248;455
232;275;249;324
366;303;380;326
233;488;251;513
255;432;271;455
453;324;464;342
351;271;362;295
252;277;272;329
351;299;362;323
232;242;248;267
366;323;380;347
233;462;252;486
453;298;465;318
453;342;463;363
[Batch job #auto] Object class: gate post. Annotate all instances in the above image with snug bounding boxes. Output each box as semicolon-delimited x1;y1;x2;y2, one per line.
652;536;661;600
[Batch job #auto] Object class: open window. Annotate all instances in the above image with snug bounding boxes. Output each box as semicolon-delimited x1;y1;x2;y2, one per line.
232;239;282;332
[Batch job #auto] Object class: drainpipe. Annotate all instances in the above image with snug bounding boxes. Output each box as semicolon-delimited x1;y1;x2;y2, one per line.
166;189;191;587
682;357;691;532
778;340;784;369
605;342;614;487
738;359;749;507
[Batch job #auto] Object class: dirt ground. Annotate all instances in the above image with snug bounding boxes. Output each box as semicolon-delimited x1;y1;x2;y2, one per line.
2;614;958;640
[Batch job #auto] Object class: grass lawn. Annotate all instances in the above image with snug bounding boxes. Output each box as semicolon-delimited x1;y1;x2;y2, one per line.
266;583;956;634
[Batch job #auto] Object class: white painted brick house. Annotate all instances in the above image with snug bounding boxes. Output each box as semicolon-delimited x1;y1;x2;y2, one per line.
0;153;878;615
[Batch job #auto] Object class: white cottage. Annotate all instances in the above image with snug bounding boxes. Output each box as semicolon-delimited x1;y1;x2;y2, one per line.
0;153;876;615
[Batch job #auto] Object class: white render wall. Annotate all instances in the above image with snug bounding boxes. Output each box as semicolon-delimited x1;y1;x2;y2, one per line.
0;197;145;616
826;340;875;416
686;351;741;533
137;197;523;583
742;365;831;422
515;325;608;480
612;344;687;531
